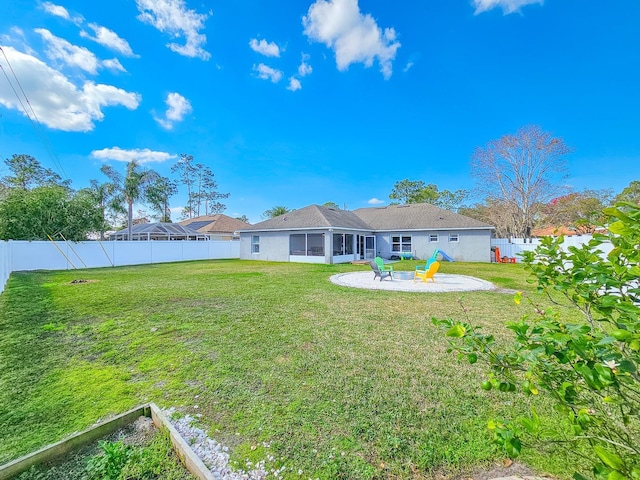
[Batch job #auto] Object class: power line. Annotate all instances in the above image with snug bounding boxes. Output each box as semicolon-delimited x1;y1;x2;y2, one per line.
0;46;68;180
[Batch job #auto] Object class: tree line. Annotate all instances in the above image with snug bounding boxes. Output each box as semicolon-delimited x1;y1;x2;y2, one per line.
0;153;230;241
3;125;638;240
265;125;636;238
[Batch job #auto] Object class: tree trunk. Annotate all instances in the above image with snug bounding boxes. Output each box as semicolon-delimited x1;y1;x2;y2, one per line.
128;200;133;240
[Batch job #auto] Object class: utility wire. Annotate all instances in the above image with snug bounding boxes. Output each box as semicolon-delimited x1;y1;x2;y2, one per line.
0;46;68;180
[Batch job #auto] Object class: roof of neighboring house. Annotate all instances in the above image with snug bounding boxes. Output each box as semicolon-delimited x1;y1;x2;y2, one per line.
109;222;206;239
238;205;373;232
239;203;494;233
531;225;578;237
352;203;494;230
179;214;251;234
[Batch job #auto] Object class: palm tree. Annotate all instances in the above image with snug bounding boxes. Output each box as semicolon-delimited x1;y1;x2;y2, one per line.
101;161;157;240
262;205;290;219
86;179;119;240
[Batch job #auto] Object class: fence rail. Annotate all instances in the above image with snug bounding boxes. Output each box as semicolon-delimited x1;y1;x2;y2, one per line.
490;235;613;261
0;240;240;294
0;236;614;295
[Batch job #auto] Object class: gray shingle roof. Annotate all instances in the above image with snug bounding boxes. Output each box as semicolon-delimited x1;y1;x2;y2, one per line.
179;214;251;234
352;203;493;230
239;205;372;231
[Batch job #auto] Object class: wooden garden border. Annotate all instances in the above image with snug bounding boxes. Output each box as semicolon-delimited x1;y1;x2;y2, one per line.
0;403;213;480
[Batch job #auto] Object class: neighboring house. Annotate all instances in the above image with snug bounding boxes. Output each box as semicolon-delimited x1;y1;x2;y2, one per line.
237;203;494;264
109;223;211;241
179;214;251;240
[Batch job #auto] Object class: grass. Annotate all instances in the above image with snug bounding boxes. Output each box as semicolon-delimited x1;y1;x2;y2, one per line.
0;259;574;478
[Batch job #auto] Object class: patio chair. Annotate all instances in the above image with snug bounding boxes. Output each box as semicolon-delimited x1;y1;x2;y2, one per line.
370;260;393;281
375;256;394;273
414;261;440;283
416;249;439;271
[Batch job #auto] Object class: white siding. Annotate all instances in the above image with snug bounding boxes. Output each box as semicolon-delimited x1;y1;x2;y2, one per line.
376;230;492;262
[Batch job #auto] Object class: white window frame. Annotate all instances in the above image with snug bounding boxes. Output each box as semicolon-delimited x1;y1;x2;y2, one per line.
429;234;439;242
251;235;260;253
391;235;412;253
449;233;459;243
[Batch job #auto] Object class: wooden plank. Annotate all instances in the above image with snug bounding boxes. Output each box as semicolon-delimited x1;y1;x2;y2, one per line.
149;403;215;480
0;405;148;480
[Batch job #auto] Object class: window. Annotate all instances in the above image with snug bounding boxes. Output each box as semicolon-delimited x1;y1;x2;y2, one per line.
449;233;459;242
289;233;324;256
251;235;260;253
332;234;354;256
391;235;412;253
307;234;324;256
429;234;439;242
289;234;305;255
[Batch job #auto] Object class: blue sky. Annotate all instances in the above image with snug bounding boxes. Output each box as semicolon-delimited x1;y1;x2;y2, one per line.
0;0;639;223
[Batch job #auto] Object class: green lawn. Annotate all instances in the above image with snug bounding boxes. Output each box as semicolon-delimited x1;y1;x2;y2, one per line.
0;259;571;478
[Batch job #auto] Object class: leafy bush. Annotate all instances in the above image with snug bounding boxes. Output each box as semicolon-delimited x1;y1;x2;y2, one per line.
435;203;640;479
85;440;132;479
85;429;193;480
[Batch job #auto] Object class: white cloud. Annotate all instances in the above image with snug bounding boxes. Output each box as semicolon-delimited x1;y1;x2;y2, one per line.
0;46;140;132
472;0;543;15
303;0;400;79
298;53;313;76
286;77;302;91
91;147;177;164
403;61;414;72
154;92;192;129
35;29;129;74
102;58;126;72
249;38;280;57
368;197;385;205
35;28;99;74
41;2;83;25
80;23;138;57
41;2;70;20
135;0;211;60
253;63;283;83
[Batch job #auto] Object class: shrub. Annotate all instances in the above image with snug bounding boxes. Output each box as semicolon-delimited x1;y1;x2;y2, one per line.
435;203;640;479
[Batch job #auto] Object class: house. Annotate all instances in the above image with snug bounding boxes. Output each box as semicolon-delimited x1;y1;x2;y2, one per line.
179;214;251;240
109;222;211;241
237;203;494;264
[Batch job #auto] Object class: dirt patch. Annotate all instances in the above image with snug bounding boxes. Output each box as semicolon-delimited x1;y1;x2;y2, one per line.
69;279;98;285
451;460;551;480
492;287;519;294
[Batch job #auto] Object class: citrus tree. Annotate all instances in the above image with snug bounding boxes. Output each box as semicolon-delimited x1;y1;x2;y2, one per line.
435;202;640;479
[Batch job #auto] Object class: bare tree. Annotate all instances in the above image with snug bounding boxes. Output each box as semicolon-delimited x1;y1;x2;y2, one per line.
471;125;572;238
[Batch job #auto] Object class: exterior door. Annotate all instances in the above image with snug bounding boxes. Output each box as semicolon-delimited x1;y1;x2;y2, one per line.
364;236;375;260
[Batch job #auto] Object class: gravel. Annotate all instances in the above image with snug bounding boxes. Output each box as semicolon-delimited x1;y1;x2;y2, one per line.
330;271;498;292
163;408;282;480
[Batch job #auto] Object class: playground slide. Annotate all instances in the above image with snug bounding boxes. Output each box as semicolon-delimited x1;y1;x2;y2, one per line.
438;250;454;262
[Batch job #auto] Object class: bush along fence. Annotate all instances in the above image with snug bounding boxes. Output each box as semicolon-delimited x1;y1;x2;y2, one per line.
0;239;241;294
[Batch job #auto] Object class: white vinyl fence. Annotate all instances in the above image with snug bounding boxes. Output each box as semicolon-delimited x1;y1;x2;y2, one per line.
491;235;614;262
0;240;240;294
0;241;9;294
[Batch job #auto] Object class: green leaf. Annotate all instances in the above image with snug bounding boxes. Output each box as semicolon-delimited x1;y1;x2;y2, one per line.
608;471;628;480
446;324;466;338
594;445;625;471
618;360;637;373
504;437;522;458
